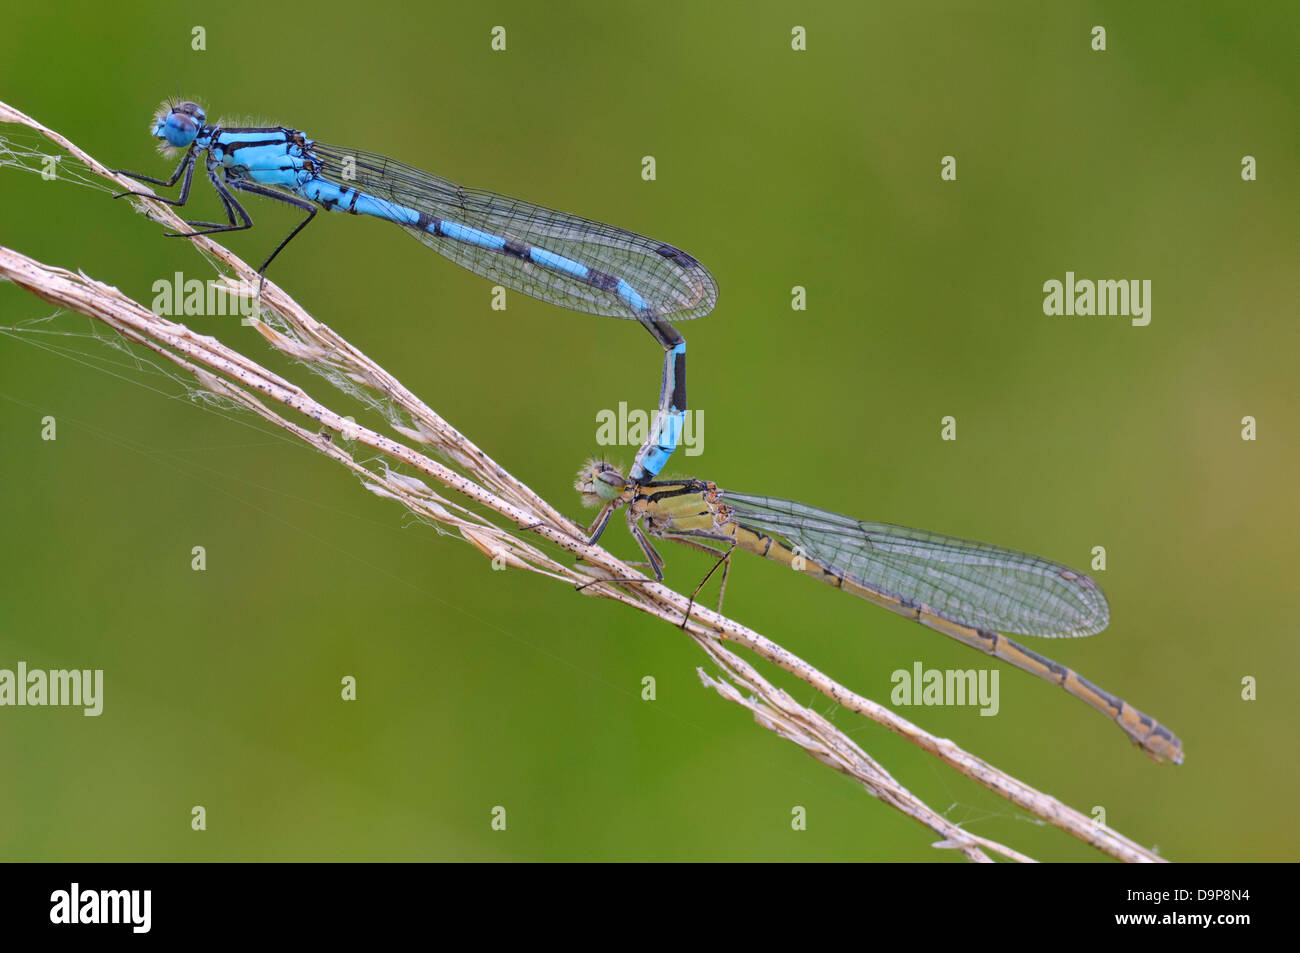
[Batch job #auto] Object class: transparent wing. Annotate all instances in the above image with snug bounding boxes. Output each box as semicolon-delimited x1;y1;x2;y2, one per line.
311;143;717;321
721;491;1109;638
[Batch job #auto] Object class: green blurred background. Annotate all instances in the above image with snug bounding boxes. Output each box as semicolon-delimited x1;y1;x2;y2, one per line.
1;1;1296;861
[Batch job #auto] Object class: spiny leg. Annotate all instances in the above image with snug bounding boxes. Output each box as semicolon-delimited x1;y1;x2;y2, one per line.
157;174;318;290
162;166;252;238
181;171;243;229
112;149;198;207
582;499;618;546
226;178;318;280
114;153;242;231
661;535;735;627
627;510;666;581
571;505;665;594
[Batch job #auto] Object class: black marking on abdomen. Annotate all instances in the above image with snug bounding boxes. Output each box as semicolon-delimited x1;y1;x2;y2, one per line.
1011;638;1069;678
415;212;442;235
588;269;620;292
639;314;682;350
1074;671;1120;708
504;240;529;259
671;349;687;410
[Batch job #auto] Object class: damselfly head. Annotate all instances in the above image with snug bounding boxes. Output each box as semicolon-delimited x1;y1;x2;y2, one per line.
575;459;628;506
151;100;206;151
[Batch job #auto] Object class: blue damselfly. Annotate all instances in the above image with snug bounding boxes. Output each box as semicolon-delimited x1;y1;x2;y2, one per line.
115;100;717;481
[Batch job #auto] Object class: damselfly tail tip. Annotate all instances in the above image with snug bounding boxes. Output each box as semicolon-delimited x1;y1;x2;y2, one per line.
1143;726;1184;766
1144;739;1184;766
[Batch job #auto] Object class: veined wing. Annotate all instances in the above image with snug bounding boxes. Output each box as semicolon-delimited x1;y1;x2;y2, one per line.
311;143;717;321
721;491;1109;638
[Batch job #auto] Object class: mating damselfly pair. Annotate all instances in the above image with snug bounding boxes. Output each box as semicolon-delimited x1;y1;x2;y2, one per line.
117;99;1181;764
